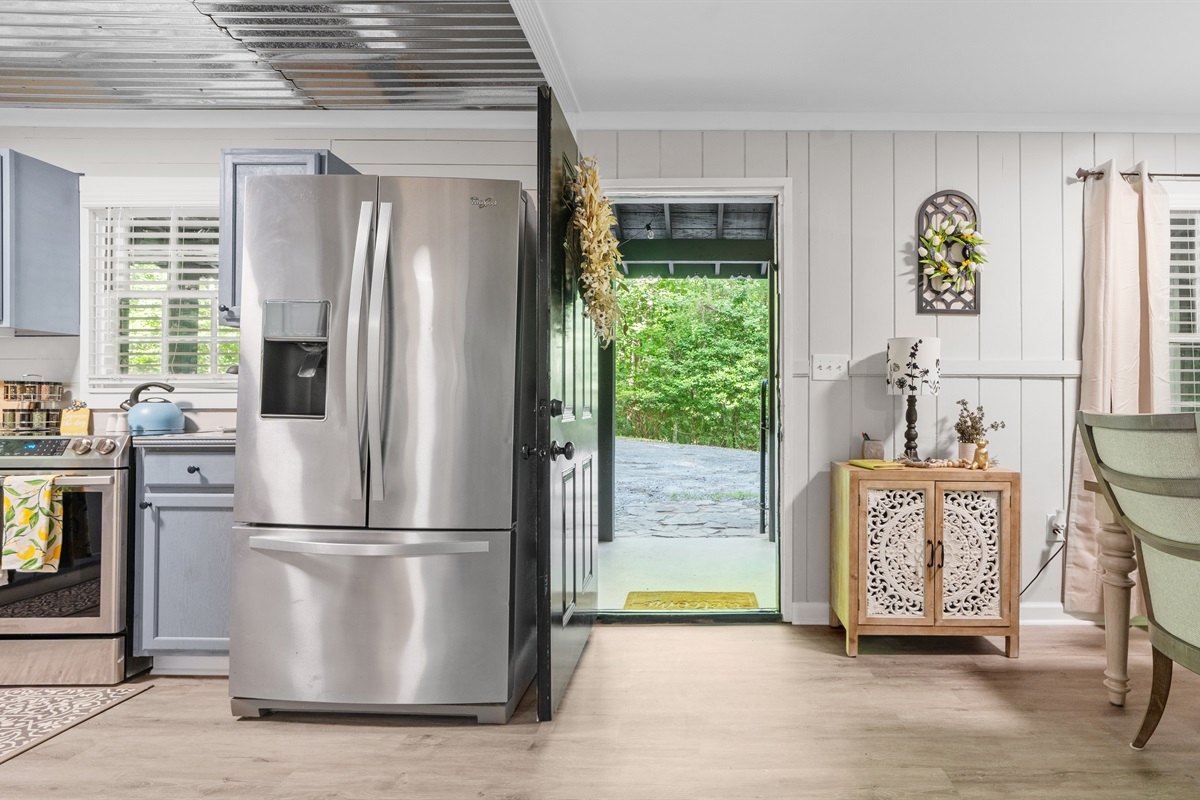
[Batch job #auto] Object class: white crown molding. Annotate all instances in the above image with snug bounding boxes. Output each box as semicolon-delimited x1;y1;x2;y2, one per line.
509;0;580;115
577;110;1200;134
0;109;536;130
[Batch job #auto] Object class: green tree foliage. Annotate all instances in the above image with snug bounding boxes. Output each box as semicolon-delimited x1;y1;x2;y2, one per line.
615;277;768;451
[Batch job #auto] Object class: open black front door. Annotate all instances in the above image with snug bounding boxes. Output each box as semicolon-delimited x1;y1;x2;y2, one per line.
536;85;598;720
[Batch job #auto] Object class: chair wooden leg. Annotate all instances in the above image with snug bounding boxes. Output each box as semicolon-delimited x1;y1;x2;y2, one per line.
1132;646;1174;750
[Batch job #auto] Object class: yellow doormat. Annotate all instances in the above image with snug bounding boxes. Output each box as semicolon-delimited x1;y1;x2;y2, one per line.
623;591;759;610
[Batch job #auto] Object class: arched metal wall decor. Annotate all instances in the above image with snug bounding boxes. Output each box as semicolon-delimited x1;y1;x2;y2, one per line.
916;190;980;315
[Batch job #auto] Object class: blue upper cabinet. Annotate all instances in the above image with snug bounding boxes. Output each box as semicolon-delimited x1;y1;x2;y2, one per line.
218;149;358;328
0;150;81;336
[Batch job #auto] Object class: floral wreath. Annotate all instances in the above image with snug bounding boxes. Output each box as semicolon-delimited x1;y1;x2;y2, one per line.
918;218;988;292
567;156;623;348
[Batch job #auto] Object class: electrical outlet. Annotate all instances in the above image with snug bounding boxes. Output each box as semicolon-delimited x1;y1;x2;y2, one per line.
1047;510;1067;542
811;354;849;381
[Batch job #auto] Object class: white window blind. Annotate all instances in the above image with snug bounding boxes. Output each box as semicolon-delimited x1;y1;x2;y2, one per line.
1170;211;1200;411
89;207;238;388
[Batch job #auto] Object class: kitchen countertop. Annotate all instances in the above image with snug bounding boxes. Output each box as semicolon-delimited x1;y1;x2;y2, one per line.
132;431;236;448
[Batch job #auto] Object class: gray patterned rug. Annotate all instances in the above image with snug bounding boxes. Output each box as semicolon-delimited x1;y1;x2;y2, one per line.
0;685;151;764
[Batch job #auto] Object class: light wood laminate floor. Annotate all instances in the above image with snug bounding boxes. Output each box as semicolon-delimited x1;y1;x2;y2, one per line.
3;625;1199;799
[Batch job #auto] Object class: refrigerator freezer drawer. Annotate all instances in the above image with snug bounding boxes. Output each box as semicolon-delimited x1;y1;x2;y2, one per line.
230;525;513;707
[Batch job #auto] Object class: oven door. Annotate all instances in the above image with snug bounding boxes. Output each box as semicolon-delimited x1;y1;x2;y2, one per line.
0;469;125;635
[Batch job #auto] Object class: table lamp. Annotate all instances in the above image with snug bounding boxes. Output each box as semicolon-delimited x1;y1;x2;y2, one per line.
886;337;941;460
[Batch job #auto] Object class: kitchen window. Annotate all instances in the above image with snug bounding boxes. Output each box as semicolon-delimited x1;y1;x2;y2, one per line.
1169;210;1200;411
89;206;238;389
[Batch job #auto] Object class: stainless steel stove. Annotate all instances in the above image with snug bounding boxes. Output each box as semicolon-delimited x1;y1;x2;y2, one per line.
0;435;144;685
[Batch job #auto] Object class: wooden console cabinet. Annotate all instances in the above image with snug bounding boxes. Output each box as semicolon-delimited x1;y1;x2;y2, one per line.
830;462;1021;657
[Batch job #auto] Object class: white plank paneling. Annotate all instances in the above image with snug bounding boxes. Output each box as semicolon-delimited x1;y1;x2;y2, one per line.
786;132;811;369
577;130;617;173
978;378;1022;472
936;378;978;459
1094;133;1135;169
978;133;1022;361
745;131;787;178
330;139;534;166
809;132;852;355
371;164;537;185
1175;134;1200;172
1061;133;1091;362
1020;379;1065;603
784;375;810;605
702;131;745;178
893;133;938;341
1019;134;1064;360
935;133;980;361
805;380;849;605
659;131;702;178
1133;133;1176;171
616;131;660;179
1062;376;1082;501
850;132;894;367
849;375;894;459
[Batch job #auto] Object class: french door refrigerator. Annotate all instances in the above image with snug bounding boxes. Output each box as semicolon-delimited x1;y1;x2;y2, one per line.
230;175;538;724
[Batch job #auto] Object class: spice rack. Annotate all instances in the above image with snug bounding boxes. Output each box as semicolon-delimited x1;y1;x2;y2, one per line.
1;376;64;435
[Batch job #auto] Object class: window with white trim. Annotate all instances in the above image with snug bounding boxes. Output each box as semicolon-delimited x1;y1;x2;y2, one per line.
89;207;238;388
1169;210;1200;411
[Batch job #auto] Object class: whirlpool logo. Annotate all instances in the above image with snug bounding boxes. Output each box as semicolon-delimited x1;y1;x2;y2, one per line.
470;196;497;208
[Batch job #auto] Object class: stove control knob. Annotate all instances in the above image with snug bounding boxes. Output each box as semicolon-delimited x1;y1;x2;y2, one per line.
94;438;117;455
69;438;93;455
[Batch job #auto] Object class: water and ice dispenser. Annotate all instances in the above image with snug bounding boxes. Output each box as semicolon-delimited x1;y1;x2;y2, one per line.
260;300;330;419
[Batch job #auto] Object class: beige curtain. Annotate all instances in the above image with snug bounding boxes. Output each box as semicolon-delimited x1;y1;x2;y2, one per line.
1064;160;1170;616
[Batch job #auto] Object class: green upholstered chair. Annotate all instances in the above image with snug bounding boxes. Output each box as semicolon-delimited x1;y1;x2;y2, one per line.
1078;411;1200;749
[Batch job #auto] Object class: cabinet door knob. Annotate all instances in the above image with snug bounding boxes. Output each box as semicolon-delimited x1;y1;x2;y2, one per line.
925;538;934;569
187;465;200;474
218;304;230;312
935;541;944;570
139;501;152;510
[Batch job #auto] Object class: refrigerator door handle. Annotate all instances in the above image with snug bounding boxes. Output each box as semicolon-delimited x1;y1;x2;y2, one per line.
345;201;374;501
248;536;488;557
367;202;393;502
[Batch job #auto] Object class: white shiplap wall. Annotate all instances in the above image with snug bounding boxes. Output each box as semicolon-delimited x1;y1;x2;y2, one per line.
578;129;1200;621
1;123;1194;619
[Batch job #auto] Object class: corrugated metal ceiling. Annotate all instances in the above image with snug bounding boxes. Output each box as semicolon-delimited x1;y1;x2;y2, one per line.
0;1;544;110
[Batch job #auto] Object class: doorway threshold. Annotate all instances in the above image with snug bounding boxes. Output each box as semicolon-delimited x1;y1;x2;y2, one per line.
597;610;782;624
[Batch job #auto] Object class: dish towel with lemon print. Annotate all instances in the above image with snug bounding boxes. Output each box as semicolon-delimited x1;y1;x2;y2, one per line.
2;475;63;573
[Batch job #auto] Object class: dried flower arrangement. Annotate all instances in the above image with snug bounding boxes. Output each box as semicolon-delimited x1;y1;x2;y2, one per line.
954;398;1006;444
567;156;623;348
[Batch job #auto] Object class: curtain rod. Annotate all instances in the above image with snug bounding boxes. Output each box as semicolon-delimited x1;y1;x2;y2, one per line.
1074;167;1200;181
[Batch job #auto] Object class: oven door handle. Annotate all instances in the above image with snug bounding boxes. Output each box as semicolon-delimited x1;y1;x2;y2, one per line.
51;476;115;487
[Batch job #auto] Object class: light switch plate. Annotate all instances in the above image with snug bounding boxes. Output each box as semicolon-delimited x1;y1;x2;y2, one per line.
812;354;849;381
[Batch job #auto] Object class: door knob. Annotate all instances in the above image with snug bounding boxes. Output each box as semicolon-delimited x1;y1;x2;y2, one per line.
548;399;564;417
549;440;575;461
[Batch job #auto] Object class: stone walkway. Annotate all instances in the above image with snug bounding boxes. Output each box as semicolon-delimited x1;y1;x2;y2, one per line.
614;438;764;538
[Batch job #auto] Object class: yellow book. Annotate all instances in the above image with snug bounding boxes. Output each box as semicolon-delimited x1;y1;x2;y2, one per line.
848;459;905;470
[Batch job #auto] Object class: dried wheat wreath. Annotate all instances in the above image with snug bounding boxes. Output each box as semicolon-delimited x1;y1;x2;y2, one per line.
567;156;623;348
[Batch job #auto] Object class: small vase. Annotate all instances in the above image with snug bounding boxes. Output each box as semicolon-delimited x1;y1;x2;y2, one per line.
957;441;976;462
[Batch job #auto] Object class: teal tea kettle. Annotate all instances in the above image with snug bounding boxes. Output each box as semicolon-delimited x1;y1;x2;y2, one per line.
120;382;185;435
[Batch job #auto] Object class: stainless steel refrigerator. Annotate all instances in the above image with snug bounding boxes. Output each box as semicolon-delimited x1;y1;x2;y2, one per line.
229;175;538;724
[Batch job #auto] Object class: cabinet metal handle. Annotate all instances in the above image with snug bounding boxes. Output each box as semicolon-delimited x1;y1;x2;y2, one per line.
925;538;934;568
187;465;200;474
935;541;944;570
139;501;152;510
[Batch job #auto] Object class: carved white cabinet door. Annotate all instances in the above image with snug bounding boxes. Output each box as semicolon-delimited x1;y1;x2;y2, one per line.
935;482;1013;627
858;481;937;626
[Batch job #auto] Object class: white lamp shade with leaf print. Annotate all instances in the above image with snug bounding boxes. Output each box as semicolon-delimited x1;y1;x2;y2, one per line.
886;337;941;396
